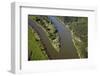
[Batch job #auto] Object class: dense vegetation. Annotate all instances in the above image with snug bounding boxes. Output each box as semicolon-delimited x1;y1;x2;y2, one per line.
57;16;88;58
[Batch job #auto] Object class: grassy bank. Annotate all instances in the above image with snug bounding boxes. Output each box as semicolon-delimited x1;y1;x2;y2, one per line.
28;26;48;60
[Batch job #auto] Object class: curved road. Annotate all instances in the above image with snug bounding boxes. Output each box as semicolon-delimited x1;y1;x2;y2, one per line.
48;16;79;58
28;18;59;59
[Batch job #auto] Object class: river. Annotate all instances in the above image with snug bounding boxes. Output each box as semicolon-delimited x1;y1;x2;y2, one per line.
29;16;79;59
